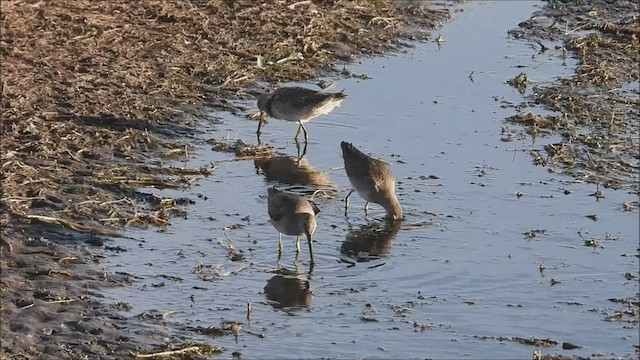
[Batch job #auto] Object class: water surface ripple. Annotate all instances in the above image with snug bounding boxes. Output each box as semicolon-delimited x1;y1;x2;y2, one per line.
104;2;639;358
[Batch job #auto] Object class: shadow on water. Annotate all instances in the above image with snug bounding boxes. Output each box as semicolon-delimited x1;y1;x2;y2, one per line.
264;274;314;310
254;150;339;199
341;220;402;262
102;1;639;358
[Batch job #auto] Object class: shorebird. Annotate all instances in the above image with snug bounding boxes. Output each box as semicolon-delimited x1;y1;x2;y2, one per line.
340;141;403;221
257;85;347;142
267;186;320;264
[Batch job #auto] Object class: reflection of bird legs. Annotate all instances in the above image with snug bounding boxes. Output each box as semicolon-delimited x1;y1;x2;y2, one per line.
307;259;314;276
294;121;309;143
344;189;354;217
295;139;308;162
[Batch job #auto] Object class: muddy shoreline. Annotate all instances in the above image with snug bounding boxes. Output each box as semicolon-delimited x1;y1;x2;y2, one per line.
505;0;639;197
505;1;639;357
1;1;452;358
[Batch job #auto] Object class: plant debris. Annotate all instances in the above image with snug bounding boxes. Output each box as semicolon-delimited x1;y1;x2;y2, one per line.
1;1;452;358
505;0;640;195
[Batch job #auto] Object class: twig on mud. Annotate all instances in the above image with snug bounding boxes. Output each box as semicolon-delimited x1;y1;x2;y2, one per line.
288;0;312;10
75;197;133;207
162;310;178;321
45;299;78;305
1;196;46;202
565;23;589;35
18;303;35;310
58;256;79;264
242;329;266;338
131;346;201;359
23;214;121;237
220;154;273;162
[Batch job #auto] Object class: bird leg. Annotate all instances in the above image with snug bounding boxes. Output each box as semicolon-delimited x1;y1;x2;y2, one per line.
295;121;309;143
294;123;302;141
278;233;284;254
301;122;309;143
295;235;301;254
364;201;370;216
295;138;307;162
306;234;314;266
344;189;355;217
257;111;265;134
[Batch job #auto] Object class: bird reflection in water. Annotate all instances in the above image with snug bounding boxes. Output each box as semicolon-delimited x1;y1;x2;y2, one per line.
264;275;313;310
255;153;338;199
341;221;402;262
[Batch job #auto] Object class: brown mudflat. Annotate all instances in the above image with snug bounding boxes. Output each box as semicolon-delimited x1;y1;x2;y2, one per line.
1;1;451;358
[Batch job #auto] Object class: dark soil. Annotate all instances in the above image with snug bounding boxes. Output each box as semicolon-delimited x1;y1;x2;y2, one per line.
1;0;451;358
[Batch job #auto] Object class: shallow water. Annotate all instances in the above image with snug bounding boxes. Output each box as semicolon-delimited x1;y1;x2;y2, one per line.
104;1;639;358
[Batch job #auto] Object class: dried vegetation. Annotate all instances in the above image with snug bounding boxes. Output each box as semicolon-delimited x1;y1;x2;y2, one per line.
506;0;639;194
0;0;450;358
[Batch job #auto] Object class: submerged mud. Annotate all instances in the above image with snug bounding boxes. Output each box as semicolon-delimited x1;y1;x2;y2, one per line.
1;0;451;358
505;0;639;195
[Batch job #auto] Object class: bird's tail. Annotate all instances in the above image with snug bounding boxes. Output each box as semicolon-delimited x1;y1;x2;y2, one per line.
267;185;281;197
333;90;348;100
340;141;360;158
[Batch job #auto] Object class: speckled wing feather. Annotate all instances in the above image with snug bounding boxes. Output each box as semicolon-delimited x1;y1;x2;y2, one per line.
268;186;314;221
341;142;394;193
267;187;291;222
268;87;345;120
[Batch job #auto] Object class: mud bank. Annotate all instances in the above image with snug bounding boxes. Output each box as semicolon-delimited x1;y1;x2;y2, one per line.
505;0;639;196
0;1;451;358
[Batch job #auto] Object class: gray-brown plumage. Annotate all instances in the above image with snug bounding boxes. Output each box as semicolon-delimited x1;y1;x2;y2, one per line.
340;141;402;221
257;86;347;142
267;186;319;264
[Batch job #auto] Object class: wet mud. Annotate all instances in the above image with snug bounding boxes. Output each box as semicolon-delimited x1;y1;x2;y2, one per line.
505;0;639;358
1;0;451;358
505;0;639;195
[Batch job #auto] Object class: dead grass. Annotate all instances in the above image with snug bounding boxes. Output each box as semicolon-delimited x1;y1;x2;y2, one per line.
506;0;639;193
0;1;451;358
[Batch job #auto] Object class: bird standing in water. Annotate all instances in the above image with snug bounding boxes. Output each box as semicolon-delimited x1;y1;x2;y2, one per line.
257;86;347;143
340;141;403;221
267;186;320;264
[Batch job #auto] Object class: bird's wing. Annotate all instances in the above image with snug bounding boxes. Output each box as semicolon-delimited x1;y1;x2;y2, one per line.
268;189;299;221
343;143;394;192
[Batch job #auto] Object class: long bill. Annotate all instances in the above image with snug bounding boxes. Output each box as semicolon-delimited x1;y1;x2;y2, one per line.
306;233;314;265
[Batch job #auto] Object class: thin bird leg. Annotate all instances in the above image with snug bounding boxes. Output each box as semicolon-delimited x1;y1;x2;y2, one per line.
344;189;355;217
364;201;370;216
295;236;301;253
294;123;303;141
278;233;284;253
295;139;308;162
300;122;309;143
257;112;265;134
307;234;314;266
